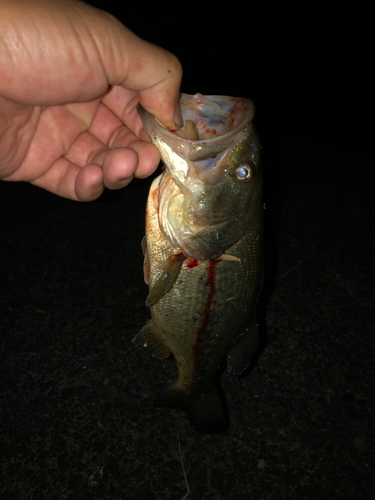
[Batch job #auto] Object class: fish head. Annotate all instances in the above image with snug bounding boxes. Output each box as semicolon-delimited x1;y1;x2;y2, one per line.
138;93;262;260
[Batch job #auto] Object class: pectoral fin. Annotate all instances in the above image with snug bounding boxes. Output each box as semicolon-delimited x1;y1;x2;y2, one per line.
219;253;241;263
133;320;171;359
227;317;259;377
146;253;186;307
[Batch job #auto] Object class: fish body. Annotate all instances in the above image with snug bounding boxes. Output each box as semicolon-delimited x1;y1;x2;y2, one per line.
134;94;263;433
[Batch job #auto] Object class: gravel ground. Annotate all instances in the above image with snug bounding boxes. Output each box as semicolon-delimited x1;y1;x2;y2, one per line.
1;141;374;499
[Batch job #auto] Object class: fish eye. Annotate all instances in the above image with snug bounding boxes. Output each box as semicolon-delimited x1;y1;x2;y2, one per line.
235;162;253;182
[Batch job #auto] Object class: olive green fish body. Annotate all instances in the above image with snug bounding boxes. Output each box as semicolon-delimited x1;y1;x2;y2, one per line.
134;94;263;433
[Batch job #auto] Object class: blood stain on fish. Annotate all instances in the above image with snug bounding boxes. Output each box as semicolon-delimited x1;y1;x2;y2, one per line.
187;259;199;269
191;258;222;370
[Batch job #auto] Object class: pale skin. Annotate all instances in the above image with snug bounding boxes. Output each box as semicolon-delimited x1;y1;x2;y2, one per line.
0;0;182;200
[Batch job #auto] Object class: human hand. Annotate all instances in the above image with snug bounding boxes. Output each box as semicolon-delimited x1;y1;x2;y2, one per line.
0;0;182;200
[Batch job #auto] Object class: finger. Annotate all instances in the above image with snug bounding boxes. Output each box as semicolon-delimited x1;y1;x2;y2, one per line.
75;164;105;201
88;100;124;144
123;43;182;130
31;133;161;199
126;140;160;178
64;107;141;168
64;130;107;168
63;128;160;187
31;157;104;201
7;100;100;182
137;54;183;130
96;25;183;129
62;116;160;192
90;140;160;189
89;97;148;147
98;147;138;189
101;86;149;141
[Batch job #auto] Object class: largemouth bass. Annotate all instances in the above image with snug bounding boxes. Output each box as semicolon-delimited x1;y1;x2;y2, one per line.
134;93;263;433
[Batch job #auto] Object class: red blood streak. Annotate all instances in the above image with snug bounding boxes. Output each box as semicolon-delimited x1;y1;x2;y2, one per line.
186;259;199;269
191;258;222;369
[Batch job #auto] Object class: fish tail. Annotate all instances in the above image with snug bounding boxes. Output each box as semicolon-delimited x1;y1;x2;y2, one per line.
187;388;229;434
154;385;229;434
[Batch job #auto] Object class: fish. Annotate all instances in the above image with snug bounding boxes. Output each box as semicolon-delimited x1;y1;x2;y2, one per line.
133;93;263;433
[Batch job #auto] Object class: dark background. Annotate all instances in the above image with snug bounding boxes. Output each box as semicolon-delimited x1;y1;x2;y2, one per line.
119;0;373;154
1;1;374;499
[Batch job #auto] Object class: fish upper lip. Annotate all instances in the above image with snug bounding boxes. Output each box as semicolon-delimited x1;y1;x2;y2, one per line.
138;109;253;145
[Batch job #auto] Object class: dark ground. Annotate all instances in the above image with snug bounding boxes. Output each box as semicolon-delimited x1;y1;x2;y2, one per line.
1;140;374;499
1;1;375;499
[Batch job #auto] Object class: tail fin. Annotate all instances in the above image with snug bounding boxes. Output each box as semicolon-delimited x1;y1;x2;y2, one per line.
154;385;229;434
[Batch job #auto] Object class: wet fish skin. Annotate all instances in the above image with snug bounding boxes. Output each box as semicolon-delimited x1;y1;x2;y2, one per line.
134;94;263;433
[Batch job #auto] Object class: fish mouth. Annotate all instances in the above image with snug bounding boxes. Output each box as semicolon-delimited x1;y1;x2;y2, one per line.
140;94;260;261
137;94;255;175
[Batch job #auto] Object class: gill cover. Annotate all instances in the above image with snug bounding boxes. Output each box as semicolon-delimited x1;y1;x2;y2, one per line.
138;94;261;261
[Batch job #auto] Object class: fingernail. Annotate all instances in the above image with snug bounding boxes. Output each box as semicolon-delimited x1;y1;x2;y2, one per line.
118;176;133;186
93;181;104;190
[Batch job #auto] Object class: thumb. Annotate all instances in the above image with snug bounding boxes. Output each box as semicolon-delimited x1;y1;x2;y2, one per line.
136;43;183;130
95;16;183;129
